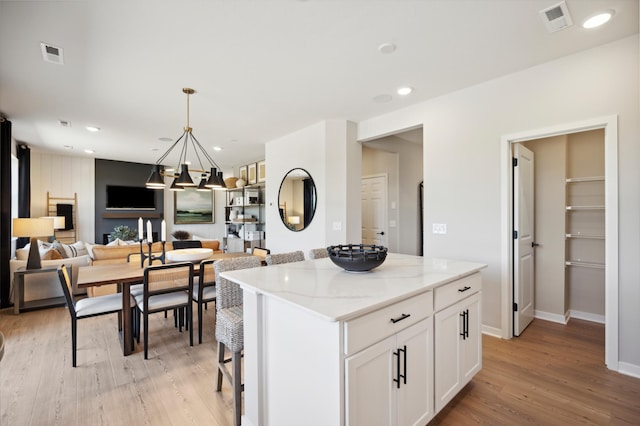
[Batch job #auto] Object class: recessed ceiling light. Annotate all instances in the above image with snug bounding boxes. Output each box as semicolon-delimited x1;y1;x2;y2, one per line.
378;43;396;54
213;146;222;151
85;126;100;132
397;87;413;96
84;149;95;154
58;120;71;127
373;94;393;103
582;10;614;29
158;137;173;142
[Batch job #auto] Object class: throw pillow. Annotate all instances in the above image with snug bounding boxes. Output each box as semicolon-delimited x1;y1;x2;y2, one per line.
42;248;63;260
51;241;68;258
107;238;122;246
60;241;88;258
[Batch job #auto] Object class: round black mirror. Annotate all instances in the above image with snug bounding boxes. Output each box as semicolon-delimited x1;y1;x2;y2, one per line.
278;168;317;231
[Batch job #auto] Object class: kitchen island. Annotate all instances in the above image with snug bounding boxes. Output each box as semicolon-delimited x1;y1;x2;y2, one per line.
220;253;487;426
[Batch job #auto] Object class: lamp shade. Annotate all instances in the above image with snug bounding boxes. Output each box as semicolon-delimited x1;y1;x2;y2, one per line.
146;164;166;188
175;164;196;186
12;218;55;270
13;218;54;238
40;216;65;230
287;216;301;225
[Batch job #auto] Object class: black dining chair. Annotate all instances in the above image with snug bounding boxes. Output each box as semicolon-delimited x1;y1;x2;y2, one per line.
57;264;130;367
134;262;194;359
192;259;217;344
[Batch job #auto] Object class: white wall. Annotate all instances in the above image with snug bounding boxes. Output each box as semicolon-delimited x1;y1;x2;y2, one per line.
265;120;359;255
30;151;95;243
357;36;640;369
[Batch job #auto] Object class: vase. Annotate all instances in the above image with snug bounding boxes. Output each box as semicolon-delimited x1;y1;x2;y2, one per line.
236;178;246;188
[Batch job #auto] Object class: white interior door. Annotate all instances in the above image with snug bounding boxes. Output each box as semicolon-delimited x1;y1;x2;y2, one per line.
513;144;535;336
362;175;387;246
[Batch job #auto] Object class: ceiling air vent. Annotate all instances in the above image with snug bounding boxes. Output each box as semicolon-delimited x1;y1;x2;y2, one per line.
539;1;573;33
40;42;64;65
58;120;71;127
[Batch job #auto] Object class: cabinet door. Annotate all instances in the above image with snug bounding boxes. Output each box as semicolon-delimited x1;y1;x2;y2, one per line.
346;335;396;426
396;319;434;426
461;292;482;383
434;301;462;412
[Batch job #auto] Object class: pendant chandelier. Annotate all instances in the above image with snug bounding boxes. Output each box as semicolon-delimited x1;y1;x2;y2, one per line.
145;88;226;191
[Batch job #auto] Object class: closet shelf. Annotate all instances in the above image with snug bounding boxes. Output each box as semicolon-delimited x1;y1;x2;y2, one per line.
565;176;605;183
565;260;605;269
566;205;605;211
565;233;605;240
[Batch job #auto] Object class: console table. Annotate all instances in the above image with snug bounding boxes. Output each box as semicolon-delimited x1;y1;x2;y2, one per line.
13;266;67;314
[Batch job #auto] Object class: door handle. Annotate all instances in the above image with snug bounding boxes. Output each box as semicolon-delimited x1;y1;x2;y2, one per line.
531;242;540;247
376;231;385;236
393;349;401;389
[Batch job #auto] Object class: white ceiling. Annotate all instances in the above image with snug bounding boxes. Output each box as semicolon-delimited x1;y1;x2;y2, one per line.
0;0;637;168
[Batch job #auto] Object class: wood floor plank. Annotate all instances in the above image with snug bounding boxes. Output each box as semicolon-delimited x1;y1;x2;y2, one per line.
2;307;639;425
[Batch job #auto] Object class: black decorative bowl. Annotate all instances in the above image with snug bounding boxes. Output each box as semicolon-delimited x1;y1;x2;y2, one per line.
327;244;388;272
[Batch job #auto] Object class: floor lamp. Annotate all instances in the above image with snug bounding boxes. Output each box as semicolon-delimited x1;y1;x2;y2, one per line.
12;218;54;270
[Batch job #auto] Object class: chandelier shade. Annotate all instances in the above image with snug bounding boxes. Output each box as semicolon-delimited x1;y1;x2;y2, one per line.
146;88;226;191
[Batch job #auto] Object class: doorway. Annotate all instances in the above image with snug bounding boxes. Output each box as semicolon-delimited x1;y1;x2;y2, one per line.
501;115;619;370
361;127;424;255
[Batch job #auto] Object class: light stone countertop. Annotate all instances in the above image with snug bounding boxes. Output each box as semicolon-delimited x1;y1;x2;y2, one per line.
220;253;487;322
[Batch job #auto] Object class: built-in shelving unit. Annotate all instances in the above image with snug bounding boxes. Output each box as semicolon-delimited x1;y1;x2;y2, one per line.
47;192;77;243
565;176;605;270
224;183;265;253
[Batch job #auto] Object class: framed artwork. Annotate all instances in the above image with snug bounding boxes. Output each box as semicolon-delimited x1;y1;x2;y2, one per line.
174;187;214;224
248;163;257;184
239;166;248;182
257;160;266;182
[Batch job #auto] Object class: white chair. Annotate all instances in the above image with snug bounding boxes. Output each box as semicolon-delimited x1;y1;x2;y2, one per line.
214;256;262;426
57;264;129;367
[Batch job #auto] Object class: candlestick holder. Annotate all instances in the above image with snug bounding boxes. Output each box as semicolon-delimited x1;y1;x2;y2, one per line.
139;241;166;268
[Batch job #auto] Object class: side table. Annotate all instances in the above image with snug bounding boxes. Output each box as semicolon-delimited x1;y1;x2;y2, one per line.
13;266;67;314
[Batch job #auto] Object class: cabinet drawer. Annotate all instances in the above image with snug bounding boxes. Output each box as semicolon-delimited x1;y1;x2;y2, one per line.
434;273;481;312
344;291;433;356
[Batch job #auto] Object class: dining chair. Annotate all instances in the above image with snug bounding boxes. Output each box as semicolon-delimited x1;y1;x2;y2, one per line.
214;256;262;426
251;247;270;264
134;262;194;359
57;264;128;367
308;247;329;259
192;259;216;344
172;240;203;250
265;250;305;265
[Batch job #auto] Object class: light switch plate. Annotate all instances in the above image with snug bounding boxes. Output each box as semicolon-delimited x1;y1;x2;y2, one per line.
333;221;342;231
432;223;447;234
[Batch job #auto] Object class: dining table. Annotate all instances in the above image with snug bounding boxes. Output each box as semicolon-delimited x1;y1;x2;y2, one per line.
77;251;254;356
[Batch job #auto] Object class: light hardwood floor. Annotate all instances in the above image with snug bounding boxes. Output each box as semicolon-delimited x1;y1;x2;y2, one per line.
1;306;638;425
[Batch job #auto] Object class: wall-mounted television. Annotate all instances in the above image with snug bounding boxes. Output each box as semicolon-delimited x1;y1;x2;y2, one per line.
106;185;156;210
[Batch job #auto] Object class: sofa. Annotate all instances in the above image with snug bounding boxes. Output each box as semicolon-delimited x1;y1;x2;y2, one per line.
9;239;223;301
9;241;92;305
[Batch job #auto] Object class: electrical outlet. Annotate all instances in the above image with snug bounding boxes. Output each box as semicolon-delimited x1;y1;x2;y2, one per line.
432;223;447;234
333;221;342;231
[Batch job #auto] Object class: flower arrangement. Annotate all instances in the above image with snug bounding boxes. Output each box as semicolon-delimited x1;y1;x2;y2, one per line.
110;225;138;242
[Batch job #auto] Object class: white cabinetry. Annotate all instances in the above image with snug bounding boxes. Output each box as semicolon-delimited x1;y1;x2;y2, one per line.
346;316;434;426
434;273;482;412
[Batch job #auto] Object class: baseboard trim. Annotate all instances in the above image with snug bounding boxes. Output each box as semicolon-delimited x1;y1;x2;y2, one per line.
534;310;568;324
618;362;640;379
569;310;605;324
481;325;503;338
